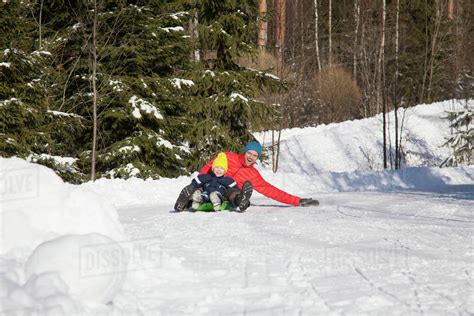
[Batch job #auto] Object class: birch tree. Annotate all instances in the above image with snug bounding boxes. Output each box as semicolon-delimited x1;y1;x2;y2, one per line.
328;0;332;66
353;0;360;78
313;0;321;72
273;0;286;172
378;0;387;168
426;0;442;102
394;0;400;169
90;0;98;180
190;11;200;62
258;0;267;51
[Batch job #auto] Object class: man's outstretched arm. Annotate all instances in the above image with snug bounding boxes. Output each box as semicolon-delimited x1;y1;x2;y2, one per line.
251;171;319;207
251;171;300;206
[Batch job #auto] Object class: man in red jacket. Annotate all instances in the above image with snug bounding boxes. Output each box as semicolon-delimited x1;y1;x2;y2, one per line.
174;141;319;212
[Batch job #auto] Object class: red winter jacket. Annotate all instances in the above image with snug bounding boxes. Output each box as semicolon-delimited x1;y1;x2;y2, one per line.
199;152;300;206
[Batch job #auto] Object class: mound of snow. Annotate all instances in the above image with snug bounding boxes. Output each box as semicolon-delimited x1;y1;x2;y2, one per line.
0;270;84;315
0;157;125;255
81;174;193;208
25;234;128;304
1;157;129;313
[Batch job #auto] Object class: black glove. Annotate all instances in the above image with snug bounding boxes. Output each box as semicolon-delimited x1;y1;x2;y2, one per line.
299;198;319;207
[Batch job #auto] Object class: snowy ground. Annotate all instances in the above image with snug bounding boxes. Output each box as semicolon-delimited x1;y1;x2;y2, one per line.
112;189;473;315
1;100;473;315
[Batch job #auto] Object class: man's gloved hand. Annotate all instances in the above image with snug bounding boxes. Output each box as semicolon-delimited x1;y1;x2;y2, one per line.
299;198;320;207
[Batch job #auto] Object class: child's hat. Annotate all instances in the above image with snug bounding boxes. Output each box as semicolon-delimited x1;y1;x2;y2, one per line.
212;152;228;172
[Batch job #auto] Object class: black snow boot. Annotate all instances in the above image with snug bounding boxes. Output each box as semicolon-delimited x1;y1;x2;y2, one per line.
235;181;253;211
174;184;195;212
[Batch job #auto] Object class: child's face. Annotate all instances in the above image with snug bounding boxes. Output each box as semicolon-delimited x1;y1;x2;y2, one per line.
213;166;225;177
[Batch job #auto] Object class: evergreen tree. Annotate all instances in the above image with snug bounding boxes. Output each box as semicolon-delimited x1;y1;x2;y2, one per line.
441;73;473;167
0;1;84;182
440;106;473;167
1;0;282;182
180;0;281;170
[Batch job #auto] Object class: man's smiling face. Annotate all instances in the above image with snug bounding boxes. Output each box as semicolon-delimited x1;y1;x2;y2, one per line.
244;150;258;166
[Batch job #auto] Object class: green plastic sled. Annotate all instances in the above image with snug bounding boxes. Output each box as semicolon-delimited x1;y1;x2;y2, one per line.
196;201;232;212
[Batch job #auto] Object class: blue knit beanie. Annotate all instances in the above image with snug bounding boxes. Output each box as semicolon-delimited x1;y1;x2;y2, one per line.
243;141;262;156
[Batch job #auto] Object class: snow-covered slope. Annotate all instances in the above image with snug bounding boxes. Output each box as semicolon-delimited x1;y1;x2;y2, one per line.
1;100;473;315
255;99;467;173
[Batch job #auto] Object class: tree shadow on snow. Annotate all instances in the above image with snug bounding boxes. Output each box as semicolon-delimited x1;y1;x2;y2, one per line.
400;184;474;201
394;167;474;200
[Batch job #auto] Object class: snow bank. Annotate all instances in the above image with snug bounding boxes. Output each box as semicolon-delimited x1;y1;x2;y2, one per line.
81;175;192;209
1;157;125;255
0;270;86;315
257;165;474;198
25;234;128;303
0;157;127;314
80;164;473;210
1;234;128;314
255;100;471;173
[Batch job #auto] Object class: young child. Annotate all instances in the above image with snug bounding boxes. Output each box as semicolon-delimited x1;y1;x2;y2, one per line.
189;152;236;211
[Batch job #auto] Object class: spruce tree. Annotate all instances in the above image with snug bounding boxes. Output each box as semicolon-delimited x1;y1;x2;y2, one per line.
441;73;473;167
181;0;281;170
1;0;282;181
441;107;473;167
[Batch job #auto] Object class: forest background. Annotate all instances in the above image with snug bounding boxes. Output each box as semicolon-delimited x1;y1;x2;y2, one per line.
0;0;472;182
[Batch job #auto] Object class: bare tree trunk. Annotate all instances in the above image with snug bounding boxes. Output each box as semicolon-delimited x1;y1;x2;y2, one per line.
328;0;332;66
258;0;268;51
313;0;321;72
299;0;305;123
420;1;432;103
190;11;200;62
300;0;304;72
353;0;360;78
275;0;285;62
271;129;275;168
91;0;99;181
448;0;455;20
376;8;383;114
398;108;408;167
39;0;44;49
273;128;282;173
427;0;442;102
360;18;369;117
454;0;462;99
394;0;400;169
289;0;296;63
281;0;286;60
379;0;387;169
273;0;285;172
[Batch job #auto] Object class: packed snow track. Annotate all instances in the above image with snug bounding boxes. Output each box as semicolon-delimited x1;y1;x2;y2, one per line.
114;190;473;315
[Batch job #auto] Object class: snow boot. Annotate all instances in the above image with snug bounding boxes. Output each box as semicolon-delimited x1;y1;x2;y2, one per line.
190;189;203;211
209;192;223;211
174;184;194;212
235;181;253;211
